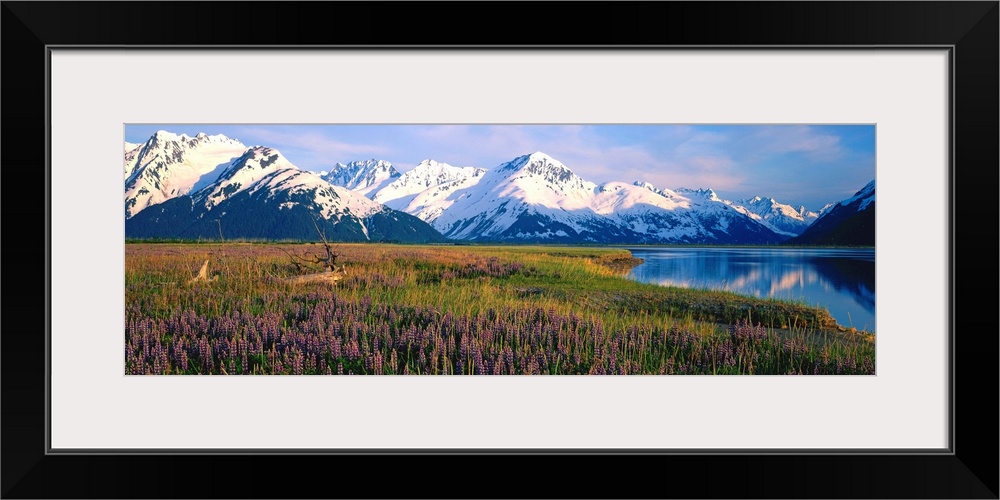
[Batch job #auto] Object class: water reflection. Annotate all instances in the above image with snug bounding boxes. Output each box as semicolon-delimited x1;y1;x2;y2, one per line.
626;247;875;331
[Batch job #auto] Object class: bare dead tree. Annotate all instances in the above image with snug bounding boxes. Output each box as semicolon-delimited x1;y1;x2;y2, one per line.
282;215;347;282
310;216;339;271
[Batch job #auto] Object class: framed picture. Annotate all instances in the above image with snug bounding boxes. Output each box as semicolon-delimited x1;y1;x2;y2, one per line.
3;2;996;498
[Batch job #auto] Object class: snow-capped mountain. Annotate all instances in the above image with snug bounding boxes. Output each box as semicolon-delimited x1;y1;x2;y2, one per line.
638;184;823;237
839;179;875;211
816;202;836;217
373;160;486;204
633;181;672;198
372;160;488;222
730;196;821;237
125;144;443;243
124;131;248;218
124;132;866;245
397;152;785;244
190;146;296;210
788;180;875;246
322;159;401;198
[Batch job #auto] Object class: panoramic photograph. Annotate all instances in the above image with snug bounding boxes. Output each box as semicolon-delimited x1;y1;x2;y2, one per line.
124;124;875;375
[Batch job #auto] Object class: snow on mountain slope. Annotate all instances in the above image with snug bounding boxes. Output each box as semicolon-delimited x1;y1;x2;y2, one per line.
425;153;785;244
429;152;596;240
124;142;143;179
124;131;247;217
657;186;823;237
322;159;401;198
674;187;726;202
192;146;297;210
217;165;385;239
730;196;821;236
837;179;875;212
191;146;390;234
632;181;662;195
659;186;787;243
248;168;385;219
371;159;488;221
126;144;443;243
384;174;488;223
633;181;685;200
591;181;688;215
373;160;486;205
592;182;712;241
787;180;875;246
816;203;836;217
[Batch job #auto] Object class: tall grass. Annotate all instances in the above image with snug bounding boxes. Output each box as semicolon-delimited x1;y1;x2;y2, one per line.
125;243;875;375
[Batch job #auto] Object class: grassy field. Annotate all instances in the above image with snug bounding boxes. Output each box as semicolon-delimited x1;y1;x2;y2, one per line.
125;242;875;375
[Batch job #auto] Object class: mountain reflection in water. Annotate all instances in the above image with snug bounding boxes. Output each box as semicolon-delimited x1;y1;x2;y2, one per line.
626;247;875;331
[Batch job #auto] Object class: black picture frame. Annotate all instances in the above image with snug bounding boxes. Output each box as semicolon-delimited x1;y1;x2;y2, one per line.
3;2;996;498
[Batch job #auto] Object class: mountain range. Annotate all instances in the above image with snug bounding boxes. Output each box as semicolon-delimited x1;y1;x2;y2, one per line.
124;136;442;242
124;131;874;245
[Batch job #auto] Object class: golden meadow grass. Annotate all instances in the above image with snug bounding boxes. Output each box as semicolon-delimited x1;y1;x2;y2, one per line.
125;243;875;375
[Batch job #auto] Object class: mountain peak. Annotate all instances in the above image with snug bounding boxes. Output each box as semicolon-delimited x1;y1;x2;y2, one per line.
372;159;487;210
354;158;392;167
856;179;875;197
246;145;280;156
323;159;401;197
840;179;875;211
789;180;875;245
676;187;720;201
728;194;820;236
195;146;297;210
633;181;670;198
330;158;396;172
528;151;555;161
154;129;178;139
415;159;447;169
125;131;250;218
503;153;593;194
740;195;781;207
500;152;573;176
146;130;244;149
148;130;182;146
223;146;290;177
405;159;486;177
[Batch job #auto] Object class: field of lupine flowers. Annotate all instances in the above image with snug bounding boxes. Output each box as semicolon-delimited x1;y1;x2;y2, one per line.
125;243;876;375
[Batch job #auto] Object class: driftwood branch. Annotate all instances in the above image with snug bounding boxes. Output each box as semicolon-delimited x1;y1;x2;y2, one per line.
286;270;346;285
188;259;218;284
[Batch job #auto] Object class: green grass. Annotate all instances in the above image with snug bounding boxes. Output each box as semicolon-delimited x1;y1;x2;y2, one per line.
124;242;875;375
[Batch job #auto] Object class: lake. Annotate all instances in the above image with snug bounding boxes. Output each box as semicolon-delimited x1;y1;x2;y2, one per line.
625;247;875;332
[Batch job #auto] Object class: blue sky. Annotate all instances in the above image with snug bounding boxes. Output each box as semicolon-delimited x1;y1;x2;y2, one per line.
126;124;875;210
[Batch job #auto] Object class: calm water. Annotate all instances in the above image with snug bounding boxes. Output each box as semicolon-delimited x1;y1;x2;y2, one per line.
625;247;875;331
